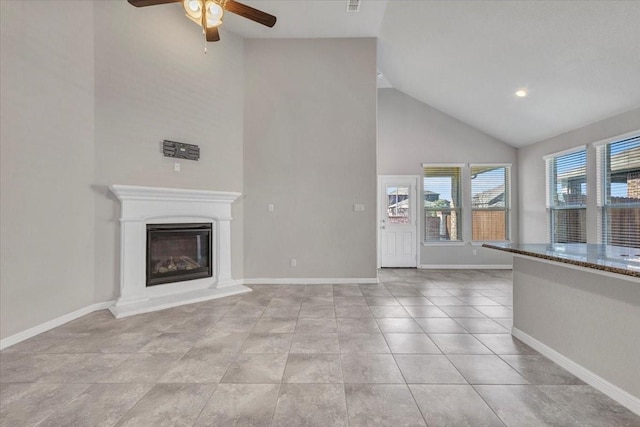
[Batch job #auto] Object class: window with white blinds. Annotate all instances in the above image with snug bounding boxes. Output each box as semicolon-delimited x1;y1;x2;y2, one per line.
546;149;587;243
423;166;462;242
597;135;640;248
471;165;510;241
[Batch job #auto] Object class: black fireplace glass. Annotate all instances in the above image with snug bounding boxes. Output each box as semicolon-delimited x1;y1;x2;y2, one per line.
146;223;212;287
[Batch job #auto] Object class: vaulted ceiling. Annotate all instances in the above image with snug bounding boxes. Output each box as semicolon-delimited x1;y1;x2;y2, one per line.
377;1;640;147
167;0;640;147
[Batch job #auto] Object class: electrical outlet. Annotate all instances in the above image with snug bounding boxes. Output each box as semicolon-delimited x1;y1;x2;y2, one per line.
290;258;297;267
473;249;477;256
174;162;181;172
353;203;365;212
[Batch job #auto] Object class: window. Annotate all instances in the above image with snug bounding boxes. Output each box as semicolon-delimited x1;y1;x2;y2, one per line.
546;148;587;243
386;185;410;224
471;165;510;241
597;135;640;248
423;166;462;242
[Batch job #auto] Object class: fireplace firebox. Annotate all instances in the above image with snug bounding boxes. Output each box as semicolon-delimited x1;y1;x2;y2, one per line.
146;223;213;287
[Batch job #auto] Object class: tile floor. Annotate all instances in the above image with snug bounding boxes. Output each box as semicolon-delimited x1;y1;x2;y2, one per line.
2;269;639;426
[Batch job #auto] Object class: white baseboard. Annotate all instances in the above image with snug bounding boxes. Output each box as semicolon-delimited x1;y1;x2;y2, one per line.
419;264;512;270
243;277;379;285
0;301;114;350
512;327;640;416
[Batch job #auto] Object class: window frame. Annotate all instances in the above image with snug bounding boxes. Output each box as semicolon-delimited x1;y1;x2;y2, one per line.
470;163;511;243
596;134;640;248
544;146;588;244
422;163;464;245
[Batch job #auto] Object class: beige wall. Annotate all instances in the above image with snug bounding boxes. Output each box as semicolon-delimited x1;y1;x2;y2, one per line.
517;108;640;243
377;88;517;266
0;1;96;338
243;39;378;280
93;1;245;301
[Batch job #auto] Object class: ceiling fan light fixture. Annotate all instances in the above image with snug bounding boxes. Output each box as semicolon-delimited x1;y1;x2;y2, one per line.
205;1;224;27
207;2;223;18
183;0;202;20
188;0;200;12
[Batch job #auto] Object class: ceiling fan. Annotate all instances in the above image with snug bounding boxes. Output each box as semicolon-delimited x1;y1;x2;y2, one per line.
128;0;277;43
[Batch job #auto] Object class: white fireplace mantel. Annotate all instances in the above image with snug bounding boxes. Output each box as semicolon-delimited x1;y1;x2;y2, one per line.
108;185;250;318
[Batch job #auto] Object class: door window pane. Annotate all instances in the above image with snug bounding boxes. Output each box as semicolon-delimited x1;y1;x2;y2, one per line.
387;186;410;224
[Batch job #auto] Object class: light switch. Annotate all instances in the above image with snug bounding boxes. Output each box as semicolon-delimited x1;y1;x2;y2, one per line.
353;203;365;212
174;162;181;172
268;204;274;212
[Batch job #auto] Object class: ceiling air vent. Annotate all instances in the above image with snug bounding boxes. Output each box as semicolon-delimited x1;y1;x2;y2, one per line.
346;0;360;13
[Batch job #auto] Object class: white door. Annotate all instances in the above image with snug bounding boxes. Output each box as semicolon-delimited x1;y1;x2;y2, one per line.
379;176;418;267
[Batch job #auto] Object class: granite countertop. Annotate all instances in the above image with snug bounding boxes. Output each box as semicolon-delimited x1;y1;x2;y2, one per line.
483;243;640;279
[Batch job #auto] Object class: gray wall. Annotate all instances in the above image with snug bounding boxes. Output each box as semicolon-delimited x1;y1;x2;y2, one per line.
243;39;378;280
517;108;640;243
0;1;96;338
513;256;640;400
377;88;517;266
93;1;245;302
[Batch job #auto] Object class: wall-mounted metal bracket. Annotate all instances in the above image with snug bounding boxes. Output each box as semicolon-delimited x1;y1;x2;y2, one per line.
162;140;200;161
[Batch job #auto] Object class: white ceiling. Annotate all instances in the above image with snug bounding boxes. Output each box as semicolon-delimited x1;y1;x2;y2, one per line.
167;0;640;147
222;0;388;38
377;1;640;147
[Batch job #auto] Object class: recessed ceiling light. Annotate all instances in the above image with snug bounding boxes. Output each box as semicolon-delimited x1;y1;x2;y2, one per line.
515;89;528;98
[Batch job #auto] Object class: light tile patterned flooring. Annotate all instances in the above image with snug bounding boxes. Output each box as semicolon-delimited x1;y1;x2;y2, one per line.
2;269;639;426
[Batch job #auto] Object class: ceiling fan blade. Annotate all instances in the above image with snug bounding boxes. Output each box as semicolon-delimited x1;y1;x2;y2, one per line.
206;26;221;42
127;0;182;7
224;0;277;27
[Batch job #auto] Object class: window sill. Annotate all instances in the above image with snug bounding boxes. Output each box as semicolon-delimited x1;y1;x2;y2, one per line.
422;241;466;247
471;241;511;246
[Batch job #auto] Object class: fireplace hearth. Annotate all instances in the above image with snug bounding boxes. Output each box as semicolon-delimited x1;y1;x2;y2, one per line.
147;223;212;287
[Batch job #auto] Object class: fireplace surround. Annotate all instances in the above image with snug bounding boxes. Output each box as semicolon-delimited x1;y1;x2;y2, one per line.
109;185;250;318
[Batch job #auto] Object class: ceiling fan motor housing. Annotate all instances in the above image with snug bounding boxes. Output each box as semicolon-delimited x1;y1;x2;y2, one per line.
183;0;224;28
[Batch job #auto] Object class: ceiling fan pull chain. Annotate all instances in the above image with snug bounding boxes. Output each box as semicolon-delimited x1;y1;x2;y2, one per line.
201;3;207;53
203;28;207;54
